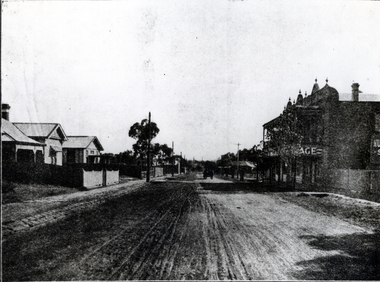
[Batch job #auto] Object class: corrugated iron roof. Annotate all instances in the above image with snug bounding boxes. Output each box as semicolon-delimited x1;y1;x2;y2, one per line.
1;119;45;146
13;123;68;141
63;136;104;151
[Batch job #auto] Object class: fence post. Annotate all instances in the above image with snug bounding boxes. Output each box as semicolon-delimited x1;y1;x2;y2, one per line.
103;163;107;187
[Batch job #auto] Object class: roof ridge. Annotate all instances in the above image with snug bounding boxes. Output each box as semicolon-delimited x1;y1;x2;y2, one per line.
67;135;93;137
13;122;60;124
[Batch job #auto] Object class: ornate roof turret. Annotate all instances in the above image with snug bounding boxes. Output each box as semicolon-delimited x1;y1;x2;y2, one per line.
287;97;292;109
296;89;303;105
311;78;319;94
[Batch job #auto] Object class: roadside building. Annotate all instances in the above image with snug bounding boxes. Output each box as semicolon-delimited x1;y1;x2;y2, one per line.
262;79;380;189
13;122;68;166
62;136;104;164
2;104;46;163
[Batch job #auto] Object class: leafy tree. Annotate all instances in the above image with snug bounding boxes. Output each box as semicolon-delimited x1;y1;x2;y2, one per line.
151;143;173;165
217;153;236;167
238;145;263;165
264;107;304;182
128;119;160;164
117;150;136;165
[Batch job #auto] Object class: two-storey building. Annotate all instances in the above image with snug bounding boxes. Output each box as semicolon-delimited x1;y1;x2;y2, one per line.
263;79;380;187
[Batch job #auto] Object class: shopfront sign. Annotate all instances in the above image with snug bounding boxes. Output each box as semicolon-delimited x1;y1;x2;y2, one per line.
297;146;322;156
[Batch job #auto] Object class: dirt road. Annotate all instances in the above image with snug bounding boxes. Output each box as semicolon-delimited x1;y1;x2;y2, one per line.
3;175;379;280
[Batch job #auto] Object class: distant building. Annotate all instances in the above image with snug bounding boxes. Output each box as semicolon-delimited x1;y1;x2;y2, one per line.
62;136;104;164
262;79;380;186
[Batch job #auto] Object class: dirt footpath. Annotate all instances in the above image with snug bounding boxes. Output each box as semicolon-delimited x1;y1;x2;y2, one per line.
2;178;379;280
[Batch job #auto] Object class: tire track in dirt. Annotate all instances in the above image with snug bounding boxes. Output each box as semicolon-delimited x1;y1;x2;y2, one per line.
109;183;195;280
212;195;313;279
78;186;186;265
63;182;195;280
199;191;372;280
153;184;209;280
202;196;251;280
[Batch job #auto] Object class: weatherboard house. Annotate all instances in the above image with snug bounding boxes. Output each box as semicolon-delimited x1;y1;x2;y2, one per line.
2;105;46;163
62;136;104;164
12;122;68;166
262;79;380;191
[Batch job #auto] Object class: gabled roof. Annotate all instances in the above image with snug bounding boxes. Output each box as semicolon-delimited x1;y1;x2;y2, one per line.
1;118;45;146
13;123;68;141
63;136;104;151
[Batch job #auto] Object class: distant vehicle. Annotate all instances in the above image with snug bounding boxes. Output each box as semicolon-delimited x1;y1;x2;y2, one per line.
203;169;214;179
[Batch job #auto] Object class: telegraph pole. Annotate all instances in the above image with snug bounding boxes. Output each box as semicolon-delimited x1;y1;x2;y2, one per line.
180;152;182;174
172;141;174;177
146;112;151;182
237;143;240;179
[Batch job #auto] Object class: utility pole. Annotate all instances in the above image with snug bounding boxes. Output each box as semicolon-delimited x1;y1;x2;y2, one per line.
146;112;151;182
172;141;174;177
237;143;240;179
180;152;182;174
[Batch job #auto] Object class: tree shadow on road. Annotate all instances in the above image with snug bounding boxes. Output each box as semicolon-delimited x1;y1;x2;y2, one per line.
292;231;380;280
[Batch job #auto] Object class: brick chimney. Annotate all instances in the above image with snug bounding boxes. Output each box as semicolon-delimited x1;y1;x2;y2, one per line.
351;82;360;102
2;104;10;121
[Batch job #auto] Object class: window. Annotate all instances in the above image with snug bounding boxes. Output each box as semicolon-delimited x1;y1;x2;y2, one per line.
17;149;34;163
67;149;76;163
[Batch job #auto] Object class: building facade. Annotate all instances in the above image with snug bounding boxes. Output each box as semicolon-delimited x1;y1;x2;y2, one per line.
2;118;46;163
262;79;380;187
13;122;68;166
62;136;104;164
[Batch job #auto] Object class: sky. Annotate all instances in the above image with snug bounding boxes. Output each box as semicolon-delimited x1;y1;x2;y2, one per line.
2;0;380;161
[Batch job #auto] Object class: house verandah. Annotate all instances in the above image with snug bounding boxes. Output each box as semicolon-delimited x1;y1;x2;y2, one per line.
1;118;46;163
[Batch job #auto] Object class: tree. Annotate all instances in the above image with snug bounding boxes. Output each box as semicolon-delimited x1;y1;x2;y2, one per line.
128;119;160;164
116;150;136;165
264;107;304;183
151;143;173;165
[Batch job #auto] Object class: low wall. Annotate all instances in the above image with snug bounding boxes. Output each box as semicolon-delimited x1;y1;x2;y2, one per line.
154;167;164;177
106;170;119;186
83;170;103;188
2;161;120;189
2;162;83;187
325;169;380;200
83;169;119;188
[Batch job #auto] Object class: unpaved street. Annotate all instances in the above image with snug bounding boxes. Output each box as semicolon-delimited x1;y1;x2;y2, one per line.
3;175;379;280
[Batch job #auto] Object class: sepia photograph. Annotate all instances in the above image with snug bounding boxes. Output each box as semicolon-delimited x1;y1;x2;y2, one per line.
2;0;380;280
